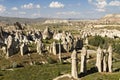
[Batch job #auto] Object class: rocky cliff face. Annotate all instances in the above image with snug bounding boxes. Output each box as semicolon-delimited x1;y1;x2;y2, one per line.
99;14;120;24
104;14;120;18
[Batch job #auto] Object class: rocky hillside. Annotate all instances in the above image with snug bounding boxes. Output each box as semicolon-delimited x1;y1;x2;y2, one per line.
99;14;120;24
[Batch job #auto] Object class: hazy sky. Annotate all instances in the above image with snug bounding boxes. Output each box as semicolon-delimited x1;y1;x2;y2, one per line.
0;0;119;19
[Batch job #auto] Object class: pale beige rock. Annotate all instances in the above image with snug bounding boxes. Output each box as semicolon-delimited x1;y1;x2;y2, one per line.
85;38;88;45
42;26;52;39
20;43;28;56
53;41;57;55
103;49;107;72
80;46;87;73
71;50;78;79
58;42;62;63
6;35;14;58
62;38;68;52
96;46;102;72
108;45;112;72
36;39;42;55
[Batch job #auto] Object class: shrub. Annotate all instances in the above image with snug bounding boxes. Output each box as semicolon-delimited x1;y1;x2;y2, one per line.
113;43;120;54
89;35;120;54
47;57;57;64
88;36;105;47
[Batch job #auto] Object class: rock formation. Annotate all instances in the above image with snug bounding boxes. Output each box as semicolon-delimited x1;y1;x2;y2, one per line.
42;26;53;39
71;50;78;79
80;46;87;73
36;39;42;55
96;46;102;72
20;42;29;56
53;41;57;55
108;45;113;72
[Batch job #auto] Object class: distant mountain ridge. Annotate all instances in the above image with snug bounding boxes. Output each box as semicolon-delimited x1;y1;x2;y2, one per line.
0;16;48;24
0;14;120;24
